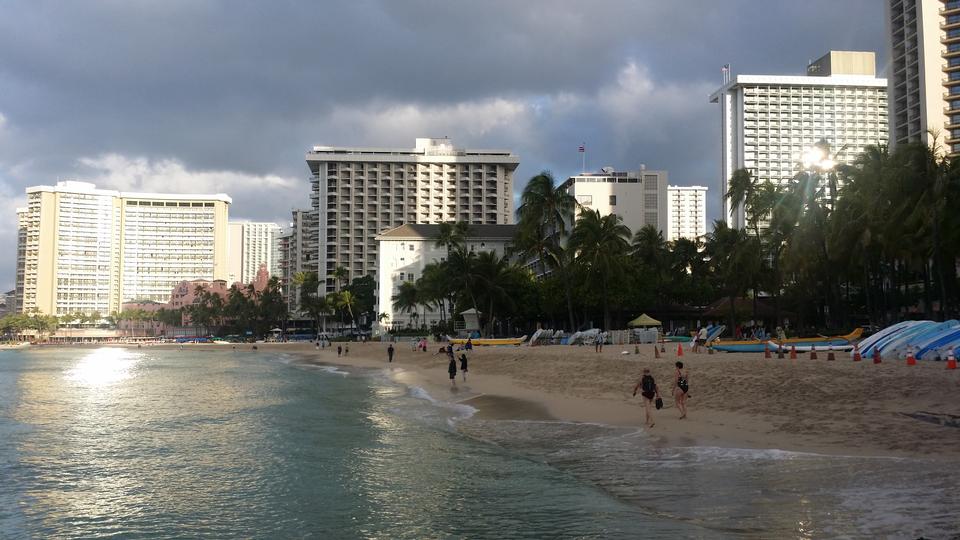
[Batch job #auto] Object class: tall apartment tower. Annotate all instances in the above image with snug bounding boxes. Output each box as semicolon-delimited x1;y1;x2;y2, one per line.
710;51;888;228
14;181;230;317
887;0;954;153
305;138;519;292
279;209;316;313
561;168;669;236
667;185;708;241
228;221;282;285
14;207;28;314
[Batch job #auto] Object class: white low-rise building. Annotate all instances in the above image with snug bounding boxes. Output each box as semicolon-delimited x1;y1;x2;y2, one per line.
561;167;668;236
376;223;516;329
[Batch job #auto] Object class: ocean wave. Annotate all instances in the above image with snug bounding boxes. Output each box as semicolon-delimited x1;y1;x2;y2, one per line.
408;386;478;421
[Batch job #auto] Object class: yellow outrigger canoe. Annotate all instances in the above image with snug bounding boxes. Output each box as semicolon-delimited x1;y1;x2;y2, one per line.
711;328;862;353
448;335;527;346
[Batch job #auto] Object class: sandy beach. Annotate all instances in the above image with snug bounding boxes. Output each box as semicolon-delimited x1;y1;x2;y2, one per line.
31;340;960;458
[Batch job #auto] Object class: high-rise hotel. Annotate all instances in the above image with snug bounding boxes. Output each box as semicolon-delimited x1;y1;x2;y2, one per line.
305;138;519;293
227;221;281;285
667;185;708;241
14;181;230;317
710;51;888;228
887;0;960;156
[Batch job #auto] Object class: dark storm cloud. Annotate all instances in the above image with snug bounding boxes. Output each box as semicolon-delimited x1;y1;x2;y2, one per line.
0;0;885;289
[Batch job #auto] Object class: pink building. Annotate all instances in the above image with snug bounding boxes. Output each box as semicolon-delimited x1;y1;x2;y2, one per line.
119;264;272;335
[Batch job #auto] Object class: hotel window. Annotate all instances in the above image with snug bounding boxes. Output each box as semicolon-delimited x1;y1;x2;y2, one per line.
609;195;617;206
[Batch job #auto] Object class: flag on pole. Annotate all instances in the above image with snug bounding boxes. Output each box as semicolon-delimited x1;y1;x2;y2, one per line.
578;144;585;153
721;64;729;73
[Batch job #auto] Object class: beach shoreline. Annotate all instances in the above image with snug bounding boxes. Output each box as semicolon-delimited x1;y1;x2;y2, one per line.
17;340;960;459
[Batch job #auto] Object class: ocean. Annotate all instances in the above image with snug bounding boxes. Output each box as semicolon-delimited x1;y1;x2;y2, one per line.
0;348;956;539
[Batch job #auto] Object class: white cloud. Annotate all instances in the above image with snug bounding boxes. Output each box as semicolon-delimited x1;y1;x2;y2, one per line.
77;154;298;196
325;97;535;145
596;61;715;143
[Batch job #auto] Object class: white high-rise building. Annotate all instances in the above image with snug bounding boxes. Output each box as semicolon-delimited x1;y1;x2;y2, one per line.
561;168;668;236
305;138;519;293
14;181;230;317
710;51;888;228
228;221;281;285
887;0;957;155
278;209;316;313
667;186;708;241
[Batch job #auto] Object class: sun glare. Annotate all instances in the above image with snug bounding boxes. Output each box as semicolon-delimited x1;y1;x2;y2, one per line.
66;348;141;386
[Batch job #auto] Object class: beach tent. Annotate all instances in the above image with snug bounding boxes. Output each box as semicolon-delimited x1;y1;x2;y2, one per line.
627;313;661;327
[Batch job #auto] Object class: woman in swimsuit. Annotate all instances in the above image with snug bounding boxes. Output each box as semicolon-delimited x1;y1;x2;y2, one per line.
674;361;689;419
633;368;660;428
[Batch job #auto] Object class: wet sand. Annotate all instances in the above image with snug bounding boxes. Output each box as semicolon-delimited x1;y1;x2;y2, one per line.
30;340;960;458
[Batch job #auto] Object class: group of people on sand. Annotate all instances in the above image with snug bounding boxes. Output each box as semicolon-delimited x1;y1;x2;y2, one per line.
632;361;689;428
384;341;469;386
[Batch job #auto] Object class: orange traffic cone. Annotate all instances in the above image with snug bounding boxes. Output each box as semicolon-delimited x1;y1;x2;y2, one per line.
906;347;916;366
790;345;797;360
764;344;771;359
810;345;818;360
827;346;835;361
853;344;862;362
654;344;660;359
947;347;957;370
873;347;882;364
677;343;684;357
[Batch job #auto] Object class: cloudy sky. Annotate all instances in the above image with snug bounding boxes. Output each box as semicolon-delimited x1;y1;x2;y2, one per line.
0;1;885;291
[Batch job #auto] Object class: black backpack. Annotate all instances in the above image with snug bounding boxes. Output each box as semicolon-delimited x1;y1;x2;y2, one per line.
641;375;656;394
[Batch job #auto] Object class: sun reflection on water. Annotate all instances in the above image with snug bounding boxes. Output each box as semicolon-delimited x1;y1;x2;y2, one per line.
66;347;141;386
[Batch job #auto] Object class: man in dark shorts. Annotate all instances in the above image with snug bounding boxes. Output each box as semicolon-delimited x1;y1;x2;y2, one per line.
633;367;661;428
459;353;468;381
448;355;457;386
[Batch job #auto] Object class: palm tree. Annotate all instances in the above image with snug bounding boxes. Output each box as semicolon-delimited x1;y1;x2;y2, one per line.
569;209;631;329
331;266;349;292
515;171;579;330
436;221;470;251
473;251;513;335
705;220;754;332
336;290;357;334
392;281;421;328
632;224;670;304
445;248;480;312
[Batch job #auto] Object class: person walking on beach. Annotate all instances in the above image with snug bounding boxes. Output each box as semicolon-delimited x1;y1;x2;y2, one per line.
674;361;690;419
633;368;661;428
387;343;395;363
448;355;458;386
337;345;342;357
696;326;708;353
344;344;350;356
459;353;468;381
595;332;604;353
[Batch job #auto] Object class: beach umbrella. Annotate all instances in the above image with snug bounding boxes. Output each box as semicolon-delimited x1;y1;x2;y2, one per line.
627;313;661;327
